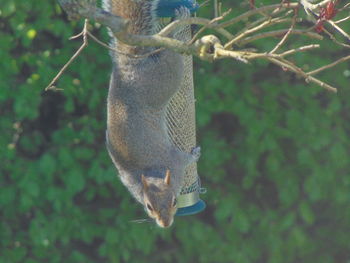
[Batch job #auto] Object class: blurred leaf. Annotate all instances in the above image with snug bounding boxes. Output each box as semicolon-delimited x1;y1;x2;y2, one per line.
299;201;315;225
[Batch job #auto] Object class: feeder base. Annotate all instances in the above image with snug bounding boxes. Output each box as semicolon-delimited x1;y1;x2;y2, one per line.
176;199;206;216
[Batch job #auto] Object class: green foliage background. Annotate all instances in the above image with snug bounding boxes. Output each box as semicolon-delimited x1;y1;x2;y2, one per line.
1;0;350;262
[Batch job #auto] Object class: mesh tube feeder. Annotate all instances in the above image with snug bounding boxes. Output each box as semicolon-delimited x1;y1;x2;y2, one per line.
159;0;206;216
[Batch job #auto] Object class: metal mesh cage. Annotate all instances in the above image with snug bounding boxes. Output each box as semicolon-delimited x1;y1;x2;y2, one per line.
165;24;203;210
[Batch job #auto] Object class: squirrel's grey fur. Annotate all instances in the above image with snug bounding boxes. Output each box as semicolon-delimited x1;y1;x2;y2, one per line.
104;0;200;227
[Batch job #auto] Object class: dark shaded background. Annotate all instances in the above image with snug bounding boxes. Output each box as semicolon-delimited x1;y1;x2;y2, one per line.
1;0;350;262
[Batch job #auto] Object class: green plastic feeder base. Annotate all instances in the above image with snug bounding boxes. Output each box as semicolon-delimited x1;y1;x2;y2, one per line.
176;199;206;216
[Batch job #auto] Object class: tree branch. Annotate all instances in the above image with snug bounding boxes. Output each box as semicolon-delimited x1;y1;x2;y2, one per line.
49;0;350;93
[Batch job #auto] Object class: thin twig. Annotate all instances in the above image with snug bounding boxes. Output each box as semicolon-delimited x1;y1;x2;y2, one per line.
267;57;337;92
46;19;89;91
199;0;210;8
279;44;320;56
322;28;350;48
219;2;299;28
214;0;218;18
225;16;297;49
211;44;337;92
327;20;350;43
300;0;331;15
232;10;295;43
86;31;110;48
338;2;350;11
308;54;350;75
270;8;298;53
69;31;84;40
238;29;323;45
334;15;350;24
189;9;232;44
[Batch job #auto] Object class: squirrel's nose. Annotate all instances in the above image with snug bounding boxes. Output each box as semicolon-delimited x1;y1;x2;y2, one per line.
157;218;173;228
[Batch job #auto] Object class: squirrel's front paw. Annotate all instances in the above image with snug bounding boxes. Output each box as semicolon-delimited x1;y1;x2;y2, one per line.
190;146;201;162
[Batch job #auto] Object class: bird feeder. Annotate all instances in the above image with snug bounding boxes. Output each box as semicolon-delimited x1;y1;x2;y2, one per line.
159;0;206;216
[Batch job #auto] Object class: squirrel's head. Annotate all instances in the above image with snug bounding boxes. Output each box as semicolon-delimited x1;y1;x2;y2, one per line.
141;170;178;228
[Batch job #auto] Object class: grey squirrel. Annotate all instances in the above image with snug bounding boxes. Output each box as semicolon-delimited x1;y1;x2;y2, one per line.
104;0;200;227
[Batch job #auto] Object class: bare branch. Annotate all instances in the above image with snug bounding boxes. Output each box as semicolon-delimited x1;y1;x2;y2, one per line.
334;15;350;24
326;20;350;43
269;9;298;54
214;0;218;18
232;9;296;45
189;9;232;44
51;0;350;94
225;16;290;49
219;3;299;28
267;57;337;92
238;29;323;46
279;44;320;56
308;54;350;75
300;0;332;14
339;2;350;11
46;19;89;91
322;28;350;48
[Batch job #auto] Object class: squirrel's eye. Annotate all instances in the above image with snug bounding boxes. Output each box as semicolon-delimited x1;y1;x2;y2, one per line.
146;203;153;211
173;198;177;207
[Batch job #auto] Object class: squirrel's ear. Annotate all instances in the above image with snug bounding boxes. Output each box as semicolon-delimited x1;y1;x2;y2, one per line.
141;174;148;190
164;170;171;185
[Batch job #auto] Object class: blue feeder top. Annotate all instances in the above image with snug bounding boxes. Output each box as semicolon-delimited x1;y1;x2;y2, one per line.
156;0;199;18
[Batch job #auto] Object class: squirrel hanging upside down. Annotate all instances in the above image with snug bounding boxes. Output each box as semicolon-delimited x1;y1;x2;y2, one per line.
104;0;200;227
